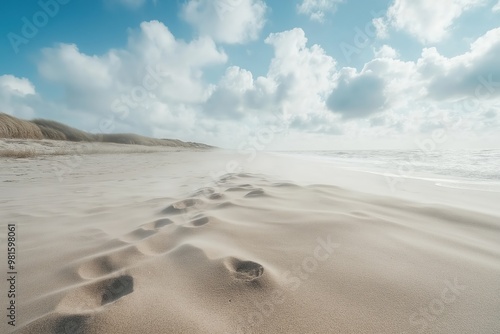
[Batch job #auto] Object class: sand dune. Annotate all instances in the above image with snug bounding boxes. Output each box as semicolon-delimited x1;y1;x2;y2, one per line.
0;138;203;158
0;151;499;333
0;113;44;140
0;113;212;152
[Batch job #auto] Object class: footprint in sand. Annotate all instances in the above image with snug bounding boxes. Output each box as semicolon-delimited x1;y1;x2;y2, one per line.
77;245;144;279
151;218;174;229
186;214;219;227
192;187;215;197
208;193;224;200
244;189;265;197
54;314;90;334
272;182;298;188
162;198;202;214
139;218;174;230
121;228;157;243
190;216;210;227
101;275;134;305
225;186;254;193
225;258;264;282
56;273;134;315
78;255;117;279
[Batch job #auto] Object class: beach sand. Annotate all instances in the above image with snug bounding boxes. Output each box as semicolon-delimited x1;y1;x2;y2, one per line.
1;143;499;333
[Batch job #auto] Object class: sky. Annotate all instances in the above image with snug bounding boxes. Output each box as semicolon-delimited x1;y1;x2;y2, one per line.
0;0;500;150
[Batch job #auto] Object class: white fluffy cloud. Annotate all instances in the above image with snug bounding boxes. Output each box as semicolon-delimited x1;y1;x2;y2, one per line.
181;0;267;44
0;75;37;118
373;45;399;58
493;0;500;12
204;28;339;134
204;66;277;120
0;75;35;96
39;44;115;91
297;0;343;22
418;27;500;100
384;0;487;43
265;28;337;106
327;68;387;119
372;17;389;39
321;25;500;143
3;17;498;148
37;20;227;136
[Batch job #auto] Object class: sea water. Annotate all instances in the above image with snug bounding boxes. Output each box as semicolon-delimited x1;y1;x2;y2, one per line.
279;149;500;192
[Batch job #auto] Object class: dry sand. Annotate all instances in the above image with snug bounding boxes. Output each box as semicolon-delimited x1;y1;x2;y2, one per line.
0;145;499;333
0;138;195;157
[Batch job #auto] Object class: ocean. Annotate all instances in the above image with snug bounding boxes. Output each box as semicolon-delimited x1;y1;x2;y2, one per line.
279;149;500;192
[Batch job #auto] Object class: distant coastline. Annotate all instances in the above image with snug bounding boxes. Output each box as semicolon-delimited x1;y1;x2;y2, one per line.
0;113;212;148
0;113;212;157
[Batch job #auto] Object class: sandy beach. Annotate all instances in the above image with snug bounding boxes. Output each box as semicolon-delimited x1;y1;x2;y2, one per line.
1;143;499;334
2;0;500;332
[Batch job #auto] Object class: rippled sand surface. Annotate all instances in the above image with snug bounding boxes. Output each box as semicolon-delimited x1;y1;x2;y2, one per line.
1;150;499;333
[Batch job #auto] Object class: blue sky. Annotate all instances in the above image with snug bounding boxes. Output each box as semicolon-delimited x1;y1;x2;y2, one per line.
1;0;500;149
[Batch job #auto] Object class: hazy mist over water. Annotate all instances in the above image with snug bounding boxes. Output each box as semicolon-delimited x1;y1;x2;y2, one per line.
282;149;500;183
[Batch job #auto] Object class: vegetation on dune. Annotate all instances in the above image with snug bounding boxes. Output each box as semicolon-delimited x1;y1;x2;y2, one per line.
32;119;95;142
0;113;44;140
0;148;37;158
35;124;68;141
0;112;212;149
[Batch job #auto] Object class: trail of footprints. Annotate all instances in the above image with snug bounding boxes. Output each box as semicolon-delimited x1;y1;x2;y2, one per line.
45;174;276;333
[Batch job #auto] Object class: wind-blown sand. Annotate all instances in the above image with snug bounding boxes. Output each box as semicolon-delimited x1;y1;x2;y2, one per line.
0;138;200;158
0;148;499;333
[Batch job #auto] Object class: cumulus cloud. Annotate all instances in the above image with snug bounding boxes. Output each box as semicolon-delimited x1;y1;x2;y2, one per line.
181;0;267;44
39;44;115;91
384;0;487;43
324;27;500;139
369;116;386;127
327;69;387;119
3;15;498;148
203;28;338;130
331;28;500;123
372;17;389;39
483;109;495;117
373;45;399;58
419;27;500;100
0;75;36;96
204;66;277;120
297;0;343;22
493;0;500;12
363;57;422;112
264;28;337;104
30;22;500;145
0;75;37;118
266;28;342;134
37;20;227;136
